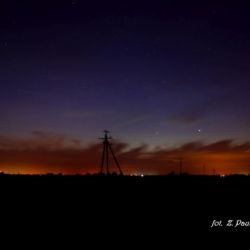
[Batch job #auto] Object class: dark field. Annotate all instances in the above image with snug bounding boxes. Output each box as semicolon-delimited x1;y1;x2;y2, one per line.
1;173;249;238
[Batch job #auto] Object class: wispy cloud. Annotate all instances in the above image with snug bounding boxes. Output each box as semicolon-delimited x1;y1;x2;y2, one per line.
0;131;250;175
0;131;82;150
169;93;231;124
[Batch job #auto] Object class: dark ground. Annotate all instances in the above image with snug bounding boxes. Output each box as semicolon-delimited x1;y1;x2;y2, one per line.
0;174;249;243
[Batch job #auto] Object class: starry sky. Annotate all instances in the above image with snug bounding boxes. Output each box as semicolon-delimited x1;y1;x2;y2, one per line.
1;0;250;174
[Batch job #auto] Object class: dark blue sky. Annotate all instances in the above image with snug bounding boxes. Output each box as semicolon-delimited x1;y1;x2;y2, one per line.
1;0;250;148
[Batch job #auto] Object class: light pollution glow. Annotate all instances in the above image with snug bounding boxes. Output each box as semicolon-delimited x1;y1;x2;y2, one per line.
0;132;249;175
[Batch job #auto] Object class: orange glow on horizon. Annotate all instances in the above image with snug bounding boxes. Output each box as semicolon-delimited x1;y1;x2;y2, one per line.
0;151;249;175
0;134;250;175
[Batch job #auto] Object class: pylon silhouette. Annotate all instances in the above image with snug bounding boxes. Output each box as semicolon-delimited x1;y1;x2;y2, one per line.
99;130;123;175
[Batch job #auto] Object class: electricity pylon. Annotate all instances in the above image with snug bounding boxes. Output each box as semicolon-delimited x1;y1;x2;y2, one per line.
99;130;123;175
179;156;183;175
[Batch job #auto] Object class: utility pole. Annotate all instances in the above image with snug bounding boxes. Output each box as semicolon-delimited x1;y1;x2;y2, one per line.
213;168;216;175
202;164;206;175
99;130;123;175
179;156;183;175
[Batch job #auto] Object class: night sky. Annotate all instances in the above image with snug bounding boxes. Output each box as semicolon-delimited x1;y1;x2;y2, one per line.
1;0;250;174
